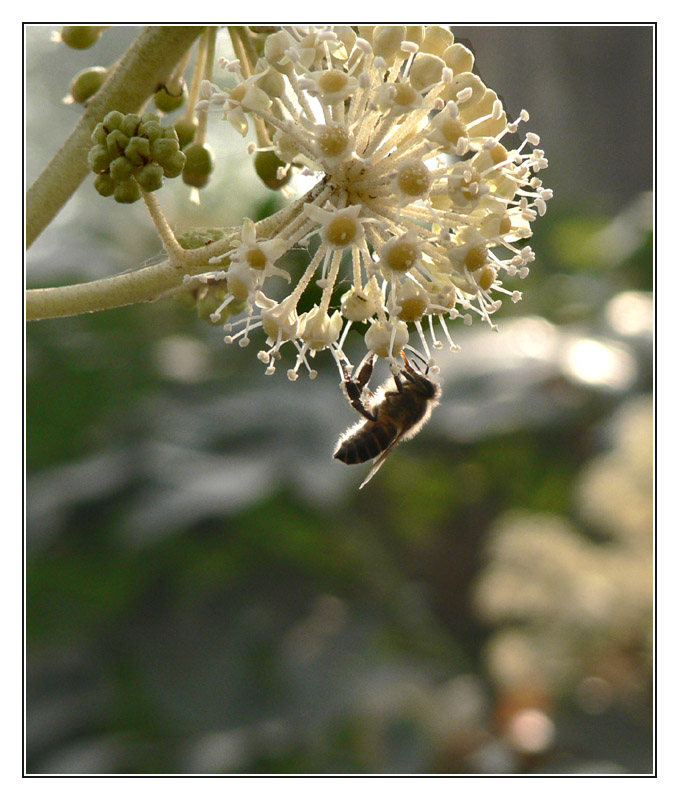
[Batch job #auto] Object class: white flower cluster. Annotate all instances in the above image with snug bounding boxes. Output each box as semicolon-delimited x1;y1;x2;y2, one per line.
195;25;551;380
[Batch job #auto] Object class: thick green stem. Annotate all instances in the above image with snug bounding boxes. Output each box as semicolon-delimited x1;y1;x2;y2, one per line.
26;259;195;319
26;26;205;249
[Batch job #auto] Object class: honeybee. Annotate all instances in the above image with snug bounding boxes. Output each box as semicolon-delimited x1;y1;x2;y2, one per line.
334;351;441;488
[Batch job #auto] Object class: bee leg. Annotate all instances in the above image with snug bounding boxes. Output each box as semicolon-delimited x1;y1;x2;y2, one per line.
353;352;375;391
343;378;378;422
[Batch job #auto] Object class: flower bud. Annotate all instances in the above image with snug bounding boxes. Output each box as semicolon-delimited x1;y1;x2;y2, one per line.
90;123;107;146
182;143;215;188
154;81;188;113
120;113;142;138
174;116;198;148
87;144;112;173
102;110;124;131
136;163;164;193
69;66;107;104
161;151;187;179
124;136;151;166
60;26;103;49
176;228;227;251
138;119;164;142
254;149;292;190
113;178;142;204
108;156;134;182
93;173;115;197
173;288;198;310
106;129;129;157
151;136;180;165
197;284;228;323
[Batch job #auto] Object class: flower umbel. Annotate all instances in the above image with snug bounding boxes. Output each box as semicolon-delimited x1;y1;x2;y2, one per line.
196;25;551;379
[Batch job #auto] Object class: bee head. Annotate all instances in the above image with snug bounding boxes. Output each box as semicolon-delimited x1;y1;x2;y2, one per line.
399;351;439;398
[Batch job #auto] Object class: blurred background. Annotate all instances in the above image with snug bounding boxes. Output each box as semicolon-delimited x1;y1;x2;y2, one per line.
25;25;654;774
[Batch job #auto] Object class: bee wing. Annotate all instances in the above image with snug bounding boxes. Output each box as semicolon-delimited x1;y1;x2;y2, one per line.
358;435;404;490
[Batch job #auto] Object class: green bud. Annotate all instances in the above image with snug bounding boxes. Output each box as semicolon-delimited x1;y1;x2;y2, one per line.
60;26;103;49
106;129;129;156
124;136;151;166
93;173;115;197
136;163;164;192
102;110;124;131
227;299;247;316
91;122;107;146
182;143;215;189
161;151;187;179
254;149;291;190
109;156;134;182
176;228;227;251
196;285;228;323
173;288;199;310
161;124;180;141
88;144;112;173
113;179;142;204
174;116;198;149
69;66;107;104
141;111;160;125
150;137;180;164
138;120;164;141
120;113;142;138
154;81;188;113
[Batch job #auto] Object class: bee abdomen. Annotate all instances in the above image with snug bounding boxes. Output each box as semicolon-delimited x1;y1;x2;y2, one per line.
334;423;397;464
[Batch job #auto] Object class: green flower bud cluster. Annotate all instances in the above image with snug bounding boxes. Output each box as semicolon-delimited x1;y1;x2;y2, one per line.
88;110;187;203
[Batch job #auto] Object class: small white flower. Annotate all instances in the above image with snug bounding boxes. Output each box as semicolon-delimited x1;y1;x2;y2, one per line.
300;68;359;104
373;81;423;115
228;219;289;280
364;319;409;359
377;231;423;276
341;286;378;322
299;306;343;351
259;293;300;343
303;203;365;249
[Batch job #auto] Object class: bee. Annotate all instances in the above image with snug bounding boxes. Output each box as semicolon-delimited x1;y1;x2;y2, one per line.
334;351;441;488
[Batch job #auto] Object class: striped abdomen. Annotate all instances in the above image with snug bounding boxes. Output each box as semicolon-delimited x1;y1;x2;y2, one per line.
334;421;398;464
